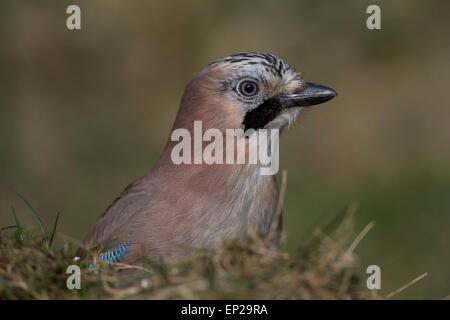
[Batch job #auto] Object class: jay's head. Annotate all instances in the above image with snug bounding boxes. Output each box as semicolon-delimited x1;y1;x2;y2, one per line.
173;52;337;132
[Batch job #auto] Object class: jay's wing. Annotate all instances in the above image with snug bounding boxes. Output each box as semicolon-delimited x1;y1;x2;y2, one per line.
76;176;158;259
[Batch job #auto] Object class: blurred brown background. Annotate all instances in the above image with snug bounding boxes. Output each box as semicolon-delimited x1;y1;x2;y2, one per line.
1;0;449;298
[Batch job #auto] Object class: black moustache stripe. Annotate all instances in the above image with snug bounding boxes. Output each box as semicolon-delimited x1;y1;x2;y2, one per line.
243;97;283;131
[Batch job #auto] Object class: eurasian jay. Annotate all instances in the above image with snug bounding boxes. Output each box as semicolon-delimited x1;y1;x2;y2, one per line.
77;52;336;266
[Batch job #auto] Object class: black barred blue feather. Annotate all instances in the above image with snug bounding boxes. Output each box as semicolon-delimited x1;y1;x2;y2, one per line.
99;241;132;264
88;240;132;271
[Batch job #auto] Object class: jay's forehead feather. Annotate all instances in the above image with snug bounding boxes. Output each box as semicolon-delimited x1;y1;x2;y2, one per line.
204;52;304;91
209;52;292;76
209;52;299;75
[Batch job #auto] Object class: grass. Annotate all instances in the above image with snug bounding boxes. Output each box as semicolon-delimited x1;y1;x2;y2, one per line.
0;181;380;300
0;210;375;300
1;179;433;300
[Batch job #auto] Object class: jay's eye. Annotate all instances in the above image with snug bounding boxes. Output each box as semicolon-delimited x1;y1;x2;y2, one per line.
238;80;259;97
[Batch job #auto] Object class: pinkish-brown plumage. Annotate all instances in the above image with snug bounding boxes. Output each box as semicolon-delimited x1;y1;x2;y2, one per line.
77;52;336;265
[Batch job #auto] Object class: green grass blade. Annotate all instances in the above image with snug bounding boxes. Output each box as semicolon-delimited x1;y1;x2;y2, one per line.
49;212;61;248
10;205;21;228
10;206;24;241
0;184;48;241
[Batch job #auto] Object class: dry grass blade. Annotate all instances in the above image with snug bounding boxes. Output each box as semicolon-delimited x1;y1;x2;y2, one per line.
386;272;428;299
346;221;375;256
268;169;287;239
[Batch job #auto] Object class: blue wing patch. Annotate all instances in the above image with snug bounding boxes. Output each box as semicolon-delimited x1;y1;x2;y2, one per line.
99;241;132;264
88;240;132;271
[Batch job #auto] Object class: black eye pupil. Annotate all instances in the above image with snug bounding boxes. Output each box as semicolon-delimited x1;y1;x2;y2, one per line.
244;83;254;93
239;81;258;97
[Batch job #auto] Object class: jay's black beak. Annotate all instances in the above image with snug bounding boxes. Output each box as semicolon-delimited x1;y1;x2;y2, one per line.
279;82;337;108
